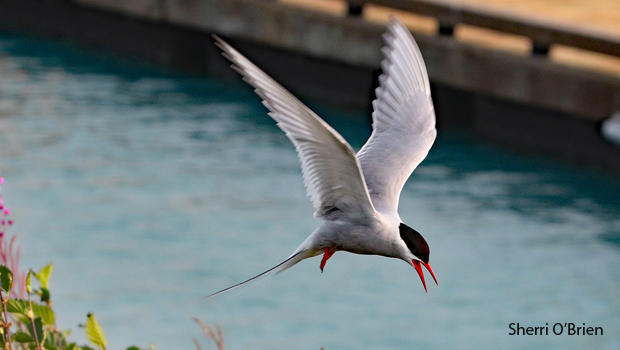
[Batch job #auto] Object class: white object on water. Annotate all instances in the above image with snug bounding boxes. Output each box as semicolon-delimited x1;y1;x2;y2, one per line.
601;111;620;147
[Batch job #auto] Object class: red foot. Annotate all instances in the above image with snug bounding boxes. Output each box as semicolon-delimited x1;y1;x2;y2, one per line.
320;248;336;272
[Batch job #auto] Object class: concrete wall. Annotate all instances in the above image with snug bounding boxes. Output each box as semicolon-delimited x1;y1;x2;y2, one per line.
0;0;619;171
70;0;620;121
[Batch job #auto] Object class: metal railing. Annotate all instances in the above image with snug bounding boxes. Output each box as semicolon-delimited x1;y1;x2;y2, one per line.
342;0;620;57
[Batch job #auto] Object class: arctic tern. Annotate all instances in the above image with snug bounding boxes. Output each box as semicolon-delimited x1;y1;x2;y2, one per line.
209;17;437;297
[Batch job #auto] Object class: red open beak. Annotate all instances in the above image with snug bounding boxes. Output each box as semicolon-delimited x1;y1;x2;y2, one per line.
422;261;438;286
412;260;438;293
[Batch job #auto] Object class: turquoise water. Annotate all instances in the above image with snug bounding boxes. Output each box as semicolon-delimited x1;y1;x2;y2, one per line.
0;33;619;349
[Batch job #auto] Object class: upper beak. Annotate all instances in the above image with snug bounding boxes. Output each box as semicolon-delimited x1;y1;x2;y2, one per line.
412;260;438;293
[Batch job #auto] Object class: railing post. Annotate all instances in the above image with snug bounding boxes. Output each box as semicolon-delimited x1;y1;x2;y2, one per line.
438;22;455;36
347;1;364;16
531;41;551;56
438;9;459;37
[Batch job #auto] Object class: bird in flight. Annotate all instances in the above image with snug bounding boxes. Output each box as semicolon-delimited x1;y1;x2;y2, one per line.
209;17;437;297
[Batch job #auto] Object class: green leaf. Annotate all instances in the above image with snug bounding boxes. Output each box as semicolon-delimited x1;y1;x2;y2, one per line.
40;330;61;350
35;264;53;289
14;313;30;325
125;347;141;350
26;317;43;343
6;299;56;325
39;287;51;304
67;343;94;350
44;329;69;348
6;299;28;314
0;265;13;293
12;331;34;342
86;313;107;350
36;303;55;325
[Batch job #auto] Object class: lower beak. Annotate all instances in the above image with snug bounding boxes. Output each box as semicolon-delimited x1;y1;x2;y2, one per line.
412;260;439;293
422;261;438;286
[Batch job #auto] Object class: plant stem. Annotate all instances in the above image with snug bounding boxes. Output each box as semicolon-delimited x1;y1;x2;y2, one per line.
27;293;40;350
0;291;12;350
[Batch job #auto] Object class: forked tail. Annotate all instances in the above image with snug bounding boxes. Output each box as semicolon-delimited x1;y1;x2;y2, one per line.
204;251;309;299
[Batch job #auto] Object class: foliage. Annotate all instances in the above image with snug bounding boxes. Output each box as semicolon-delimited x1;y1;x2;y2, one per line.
85;313;106;350
0;260;151;350
0;178;222;350
0;177;151;350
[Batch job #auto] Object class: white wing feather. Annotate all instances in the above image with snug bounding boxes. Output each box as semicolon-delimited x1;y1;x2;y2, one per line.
357;19;437;214
214;36;377;219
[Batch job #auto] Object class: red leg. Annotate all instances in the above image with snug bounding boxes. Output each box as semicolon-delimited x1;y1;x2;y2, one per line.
320;248;335;272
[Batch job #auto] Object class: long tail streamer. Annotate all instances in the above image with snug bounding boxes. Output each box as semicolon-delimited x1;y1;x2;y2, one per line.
205;252;303;299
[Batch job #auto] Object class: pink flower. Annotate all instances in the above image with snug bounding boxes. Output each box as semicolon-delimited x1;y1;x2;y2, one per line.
0;177;25;299
0;235;26;298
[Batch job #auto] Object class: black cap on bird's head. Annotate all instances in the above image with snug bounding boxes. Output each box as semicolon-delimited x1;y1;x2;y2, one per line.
399;223;437;292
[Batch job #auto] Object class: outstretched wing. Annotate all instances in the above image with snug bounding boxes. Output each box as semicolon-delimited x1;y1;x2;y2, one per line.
214;36;376;220
357;18;437;214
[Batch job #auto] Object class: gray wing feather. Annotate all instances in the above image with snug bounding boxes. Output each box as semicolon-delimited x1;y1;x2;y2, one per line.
357;18;437;214
214;36;377;219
